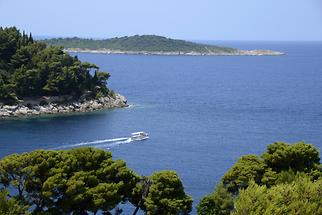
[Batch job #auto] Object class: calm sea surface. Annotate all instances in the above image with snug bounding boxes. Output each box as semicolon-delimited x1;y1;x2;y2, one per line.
1;42;322;213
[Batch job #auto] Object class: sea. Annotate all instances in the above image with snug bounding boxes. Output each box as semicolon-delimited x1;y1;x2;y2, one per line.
0;41;322;214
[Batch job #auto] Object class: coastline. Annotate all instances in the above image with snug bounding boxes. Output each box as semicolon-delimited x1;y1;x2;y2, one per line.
0;93;128;118
64;48;285;56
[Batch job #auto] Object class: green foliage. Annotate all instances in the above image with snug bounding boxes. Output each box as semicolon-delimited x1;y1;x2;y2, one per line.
0;148;140;214
0;189;30;215
261;141;320;172
222;155;267;193
197;183;234;215
233;177;322;215
42;35;237;53
0;27;110;103
0;148;192;214
132;171;193;215
143;170;193;215
197;141;322;215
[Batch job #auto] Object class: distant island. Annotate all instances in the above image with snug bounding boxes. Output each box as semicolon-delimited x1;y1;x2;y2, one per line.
0;27;127;118
42;35;284;56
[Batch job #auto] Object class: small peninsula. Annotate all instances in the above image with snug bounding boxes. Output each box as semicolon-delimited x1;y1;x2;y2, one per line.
42;35;284;56
0;27;127;118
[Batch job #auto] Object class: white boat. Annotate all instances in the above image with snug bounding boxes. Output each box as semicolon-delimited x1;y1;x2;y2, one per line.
130;132;149;141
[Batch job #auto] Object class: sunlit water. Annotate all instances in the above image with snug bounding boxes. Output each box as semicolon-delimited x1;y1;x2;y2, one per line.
1;42;322;214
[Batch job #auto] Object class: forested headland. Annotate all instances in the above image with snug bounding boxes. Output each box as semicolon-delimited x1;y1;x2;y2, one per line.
0;141;321;214
42;35;284;56
0;27;111;104
0;27;128;117
42;35;236;54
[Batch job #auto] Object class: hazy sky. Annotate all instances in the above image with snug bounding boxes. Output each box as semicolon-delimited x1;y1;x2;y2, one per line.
0;0;321;41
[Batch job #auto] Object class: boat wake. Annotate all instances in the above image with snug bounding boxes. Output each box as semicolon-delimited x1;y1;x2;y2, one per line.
52;137;133;150
51;131;149;150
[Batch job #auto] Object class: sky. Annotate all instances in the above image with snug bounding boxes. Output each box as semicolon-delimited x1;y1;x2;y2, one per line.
0;0;321;41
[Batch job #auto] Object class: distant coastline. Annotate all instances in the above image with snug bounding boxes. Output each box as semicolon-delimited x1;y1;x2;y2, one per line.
42;35;285;56
64;48;284;56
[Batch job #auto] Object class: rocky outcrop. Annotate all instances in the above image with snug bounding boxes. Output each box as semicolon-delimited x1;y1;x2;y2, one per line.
0;94;128;118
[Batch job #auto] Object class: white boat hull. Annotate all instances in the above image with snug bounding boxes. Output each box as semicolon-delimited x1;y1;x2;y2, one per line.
130;136;149;141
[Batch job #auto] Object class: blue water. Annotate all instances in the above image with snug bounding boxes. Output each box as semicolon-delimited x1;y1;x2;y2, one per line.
1;42;322;214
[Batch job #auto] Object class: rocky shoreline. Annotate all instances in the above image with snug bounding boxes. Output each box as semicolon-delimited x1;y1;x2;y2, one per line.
65;48;284;56
0;93;128;118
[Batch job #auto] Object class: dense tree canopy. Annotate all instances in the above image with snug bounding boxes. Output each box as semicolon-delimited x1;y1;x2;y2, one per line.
0;141;321;214
0;27;110;103
197;183;234;215
42;35;236;53
0;148;139;214
261;141;320;172
233;177;322;215
197;141;322;215
131;171;193;215
222;155;267;194
0;148;192;214
0;189;30;215
144;171;193;215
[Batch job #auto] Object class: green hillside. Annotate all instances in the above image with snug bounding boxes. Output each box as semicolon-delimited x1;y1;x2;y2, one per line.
42;35;237;53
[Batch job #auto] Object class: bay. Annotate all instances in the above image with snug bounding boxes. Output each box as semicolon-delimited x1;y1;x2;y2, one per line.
1;41;322;213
